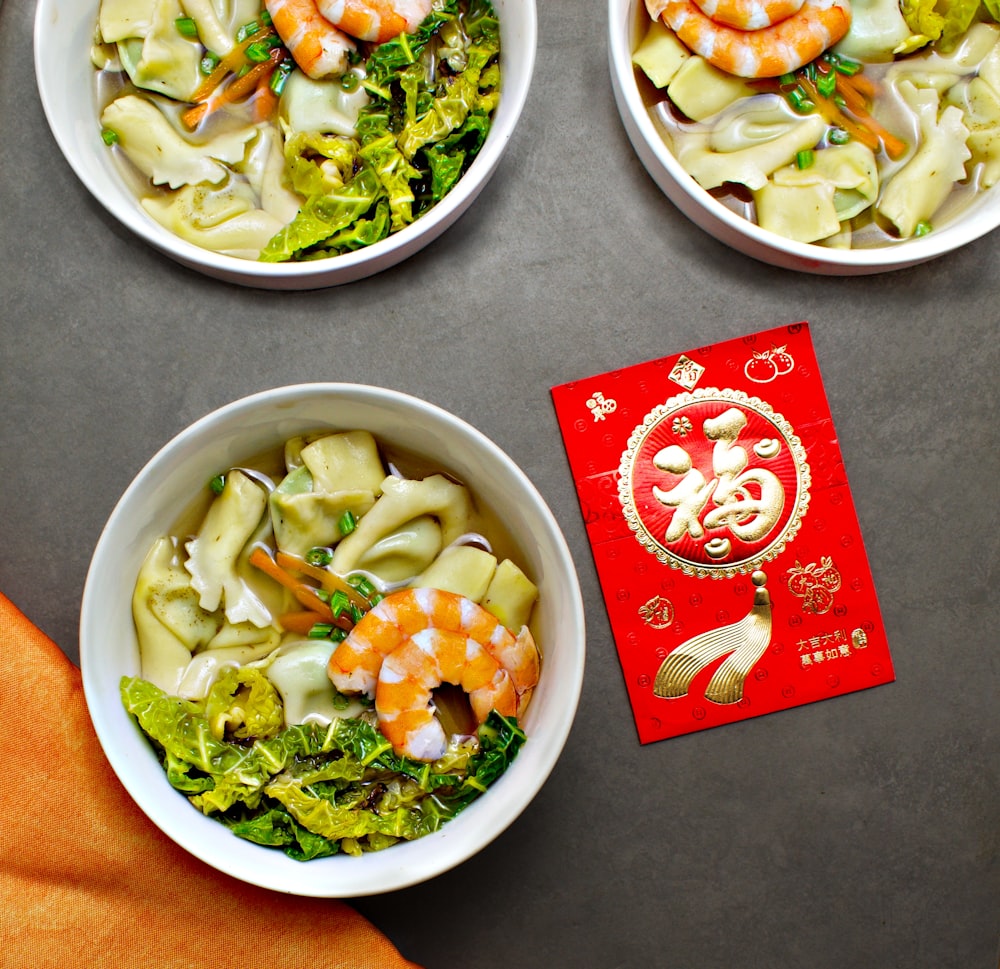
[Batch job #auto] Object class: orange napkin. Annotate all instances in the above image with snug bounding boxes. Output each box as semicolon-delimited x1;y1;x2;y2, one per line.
0;592;424;969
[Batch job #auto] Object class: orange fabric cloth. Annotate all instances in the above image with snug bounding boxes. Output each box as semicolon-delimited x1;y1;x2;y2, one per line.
0;592;423;969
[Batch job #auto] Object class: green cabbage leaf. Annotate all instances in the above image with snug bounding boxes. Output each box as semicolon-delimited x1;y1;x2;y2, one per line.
260;0;500;262
120;675;526;860
901;0;995;49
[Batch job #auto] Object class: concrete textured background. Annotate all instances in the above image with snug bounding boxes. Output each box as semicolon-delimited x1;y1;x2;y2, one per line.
2;0;997;965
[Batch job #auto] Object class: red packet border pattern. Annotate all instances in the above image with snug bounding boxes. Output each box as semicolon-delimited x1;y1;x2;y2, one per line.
551;323;895;744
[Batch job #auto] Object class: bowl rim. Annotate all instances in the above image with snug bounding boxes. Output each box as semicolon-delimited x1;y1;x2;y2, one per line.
607;0;1000;272
33;0;538;288
79;382;586;896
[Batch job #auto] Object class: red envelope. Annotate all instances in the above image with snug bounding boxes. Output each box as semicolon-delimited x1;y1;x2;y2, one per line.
551;322;894;744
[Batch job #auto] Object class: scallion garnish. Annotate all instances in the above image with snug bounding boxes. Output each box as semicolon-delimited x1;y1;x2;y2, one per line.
209;473;226;495
328;589;352;619
338;510;357;536
915;219;933;236
308;622;335;639
305;546;333;567
200;52;221;75
237;20;260;42
816;69;837;98
270;59;293;95
100;128;119;146
796;148;814;169
346;574;376;598
828;127;850;145
245;40;273;62
175;16;198;38
787;87;815;114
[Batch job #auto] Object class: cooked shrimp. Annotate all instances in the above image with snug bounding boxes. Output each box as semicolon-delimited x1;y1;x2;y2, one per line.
316;0;432;43
376;628;519;760
691;0;805;30
264;0;355;79
328;587;540;708
655;0;852;77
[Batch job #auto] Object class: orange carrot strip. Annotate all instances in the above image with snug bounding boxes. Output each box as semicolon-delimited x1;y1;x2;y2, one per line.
191;26;277;103
252;76;280;123
275;551;369;611
800;77;881;153
834;75;908;159
248;547;335;621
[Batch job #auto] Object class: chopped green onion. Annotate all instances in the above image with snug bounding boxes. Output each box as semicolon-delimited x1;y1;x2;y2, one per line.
209;473;226;495
346;574;376;598
200;51;221;74
796;149;815;169
833;94;847;109
237;20;260;42
328;589;352;619
245;40;273;62
306;547;333;567
341;71;360;91
369;592;384;607
833;55;862;75
175;16;198;38
261;9;272;26
349;603;365;624
828;127;850;145
338;510;357;536
915;219;933;236
270;59;293;95
100;127;119;146
308;622;335;639
787;87;815;114
817;69;837;98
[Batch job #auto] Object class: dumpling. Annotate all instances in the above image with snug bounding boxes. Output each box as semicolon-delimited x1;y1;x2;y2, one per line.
270;488;376;555
237;126;303;227
832;0;920;62
877;82;971;237
352;514;443;582
118;0;203;101
300;431;386;495
142;180;288;258
175;629;281;700
177;0;234;56
666;55;758;123
755;141;879;242
673;96;827;190
279;69;370;137
102;95;258;188
133;536;218;693
184;469;273;627
267;639;366;726
411;544;498;601
331;474;478;575
100;0;157;42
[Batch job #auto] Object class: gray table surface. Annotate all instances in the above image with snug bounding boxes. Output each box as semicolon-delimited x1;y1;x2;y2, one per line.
3;0;999;965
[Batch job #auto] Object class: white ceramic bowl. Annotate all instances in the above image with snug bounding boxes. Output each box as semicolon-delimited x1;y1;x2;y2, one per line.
608;0;1000;275
80;384;585;896
34;1;535;290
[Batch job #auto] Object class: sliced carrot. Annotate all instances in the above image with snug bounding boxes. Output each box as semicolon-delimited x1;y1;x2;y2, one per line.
275;550;370;611
248;546;336;622
191;25;277;104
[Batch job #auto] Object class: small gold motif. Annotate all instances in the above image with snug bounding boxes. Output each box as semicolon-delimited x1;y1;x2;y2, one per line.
786;557;841;614
639;595;675;629
669;355;705;390
653;571;772;704
586;392;617;422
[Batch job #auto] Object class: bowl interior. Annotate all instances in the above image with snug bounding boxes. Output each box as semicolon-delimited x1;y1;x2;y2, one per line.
80;384;585;896
607;0;1000;275
34;0;536;289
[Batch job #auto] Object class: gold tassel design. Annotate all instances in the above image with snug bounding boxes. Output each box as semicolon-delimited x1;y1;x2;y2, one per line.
653;571;772;705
